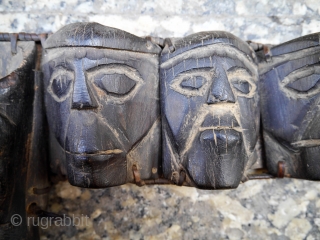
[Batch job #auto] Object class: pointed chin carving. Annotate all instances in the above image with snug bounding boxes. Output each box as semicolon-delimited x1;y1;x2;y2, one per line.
186;129;245;189
42;23;161;187
160;32;259;189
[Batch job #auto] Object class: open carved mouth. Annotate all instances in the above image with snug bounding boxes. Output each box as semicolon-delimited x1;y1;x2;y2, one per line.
196;113;244;153
199;113;242;132
65;149;123;156
291;139;320;148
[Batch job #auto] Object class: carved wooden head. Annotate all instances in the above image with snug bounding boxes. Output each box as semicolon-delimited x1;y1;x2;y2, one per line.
0;41;35;229
160;32;259;189
259;33;320;179
42;22;161;187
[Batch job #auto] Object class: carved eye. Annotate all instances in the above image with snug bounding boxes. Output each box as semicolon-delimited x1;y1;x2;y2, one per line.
170;69;213;97
47;69;73;102
51;75;72;97
180;76;206;90
95;73;136;96
88;64;144;103
232;80;251;94
227;68;257;98
285;74;320;92
281;65;320;98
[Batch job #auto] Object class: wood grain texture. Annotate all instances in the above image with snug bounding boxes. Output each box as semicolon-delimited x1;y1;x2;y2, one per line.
259;32;320;180
0;41;37;239
160;32;260;189
42;22;161;188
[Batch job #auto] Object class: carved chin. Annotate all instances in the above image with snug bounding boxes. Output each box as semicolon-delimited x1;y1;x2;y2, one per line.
65;151;127;188
301;146;320;179
186;129;246;189
61;110;130;155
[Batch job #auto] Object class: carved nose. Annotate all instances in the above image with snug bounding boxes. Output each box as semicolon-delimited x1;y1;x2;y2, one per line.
207;68;235;104
72;70;98;110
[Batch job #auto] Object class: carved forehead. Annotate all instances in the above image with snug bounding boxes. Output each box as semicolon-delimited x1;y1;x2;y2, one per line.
259;33;320;75
44;22;161;54
259;45;320;75
160;43;258;78
270;32;320;57
42;47;157;67
161;31;255;62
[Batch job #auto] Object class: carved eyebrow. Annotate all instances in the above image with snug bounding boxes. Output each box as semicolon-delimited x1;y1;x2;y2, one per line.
85;64;114;73
50;60;73;70
282;65;320;85
279;65;320;98
85;63;144;84
160;43;257;76
226;67;255;81
259;45;320;75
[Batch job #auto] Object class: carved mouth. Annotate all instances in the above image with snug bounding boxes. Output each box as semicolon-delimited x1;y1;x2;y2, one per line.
199;126;243;132
199;113;242;132
66;149;123;156
291;139;320;148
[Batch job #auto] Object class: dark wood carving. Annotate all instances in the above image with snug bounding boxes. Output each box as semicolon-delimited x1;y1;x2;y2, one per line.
25;47;50;239
259;33;320;179
41;22;162;188
160;32;260;189
3;21;320;240
0;41;37;238
3;26;320;237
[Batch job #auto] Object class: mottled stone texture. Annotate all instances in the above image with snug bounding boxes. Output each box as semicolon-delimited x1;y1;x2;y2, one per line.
1;0;320;239
1;0;320;44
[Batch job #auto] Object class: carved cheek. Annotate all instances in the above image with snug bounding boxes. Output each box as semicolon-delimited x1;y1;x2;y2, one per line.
238;96;258;152
44;70;73;147
164;87;190;137
262;69;308;141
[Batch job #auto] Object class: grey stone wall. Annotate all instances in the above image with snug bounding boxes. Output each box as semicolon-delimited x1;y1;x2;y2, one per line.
1;0;320;239
1;0;320;43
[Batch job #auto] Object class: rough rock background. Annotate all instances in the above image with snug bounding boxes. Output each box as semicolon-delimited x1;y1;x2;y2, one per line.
1;0;320;239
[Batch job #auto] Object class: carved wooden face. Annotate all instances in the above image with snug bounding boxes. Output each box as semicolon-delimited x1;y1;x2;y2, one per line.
161;37;259;188
260;35;320;178
42;47;159;187
0;42;35;213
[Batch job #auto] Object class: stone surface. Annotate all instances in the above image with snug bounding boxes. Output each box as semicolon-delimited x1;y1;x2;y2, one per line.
1;0;320;44
39;179;320;239
1;0;320;239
